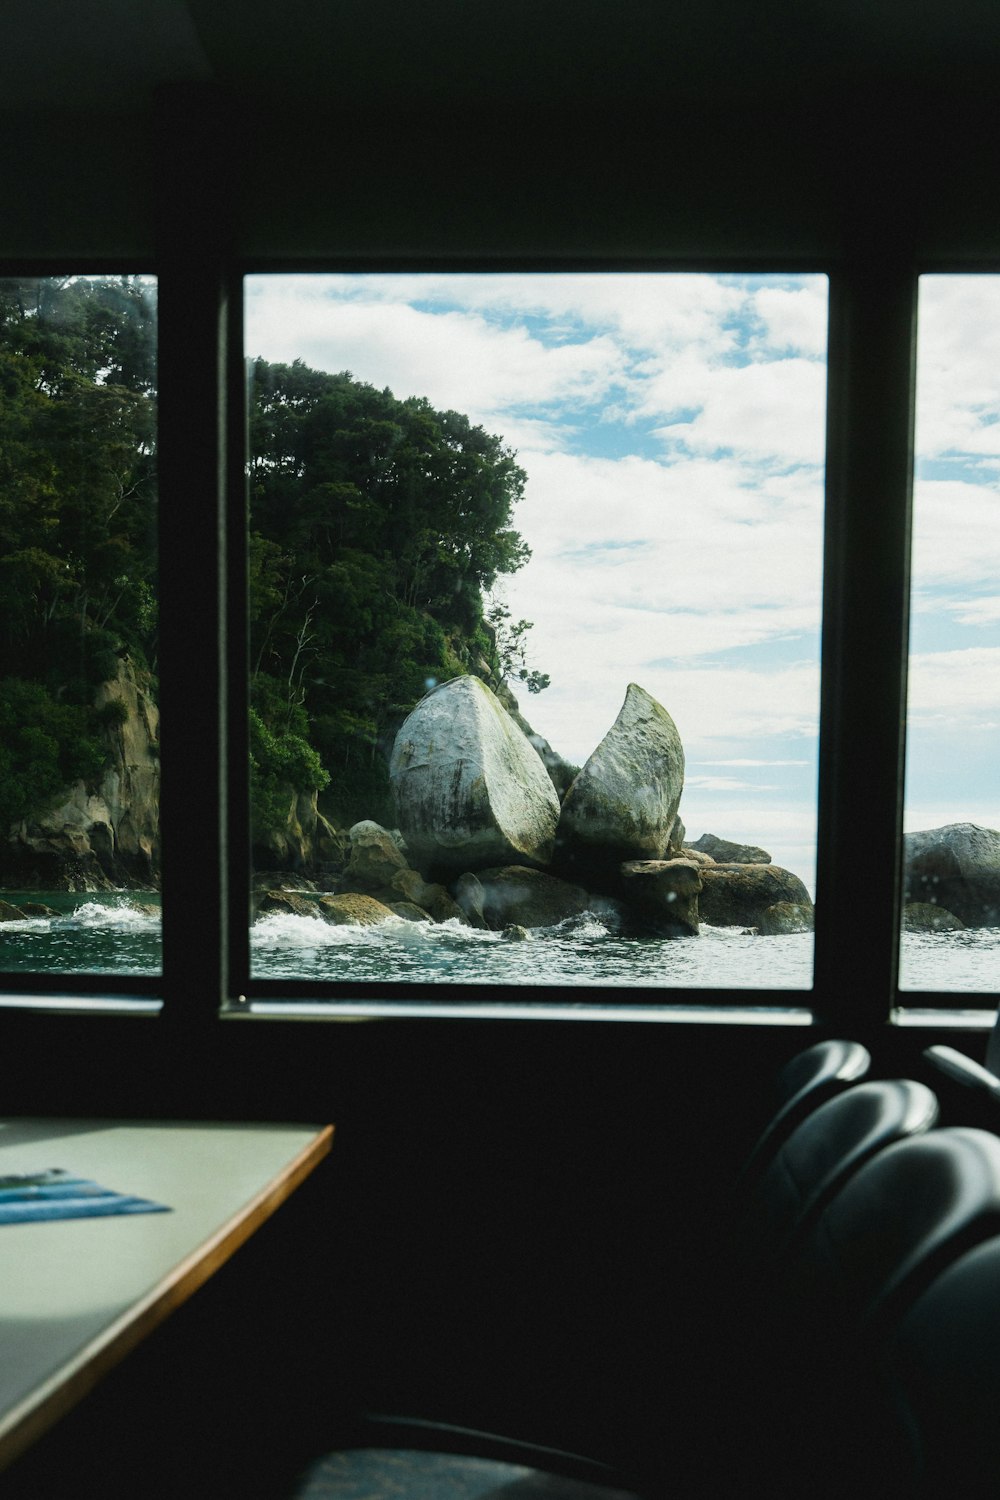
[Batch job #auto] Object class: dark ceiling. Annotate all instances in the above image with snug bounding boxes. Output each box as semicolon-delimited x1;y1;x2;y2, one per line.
5;0;1000;116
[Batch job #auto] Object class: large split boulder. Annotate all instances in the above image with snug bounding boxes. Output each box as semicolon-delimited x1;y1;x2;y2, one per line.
389;676;560;878
698;863;812;928
558;684;685;870
904;823;1000;928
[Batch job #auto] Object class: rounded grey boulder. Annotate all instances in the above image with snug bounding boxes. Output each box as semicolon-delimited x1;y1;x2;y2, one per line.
389;676;560;878
904;823;1000;928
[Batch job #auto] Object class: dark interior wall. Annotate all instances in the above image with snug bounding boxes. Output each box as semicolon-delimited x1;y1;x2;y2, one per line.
5;91;1000;266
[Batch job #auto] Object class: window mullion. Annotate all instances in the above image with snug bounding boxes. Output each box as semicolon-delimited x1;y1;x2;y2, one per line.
813;264;918;1031
155;88;238;1022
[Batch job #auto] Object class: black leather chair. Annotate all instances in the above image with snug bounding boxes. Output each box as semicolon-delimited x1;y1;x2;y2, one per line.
735;1127;1000;1499
739;1038;871;1191
747;1078;939;1262
888;1234;1000;1497
289;1425;645;1498
803;1126;1000;1331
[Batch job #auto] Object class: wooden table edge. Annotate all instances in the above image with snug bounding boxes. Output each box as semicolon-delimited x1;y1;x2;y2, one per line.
0;1122;334;1473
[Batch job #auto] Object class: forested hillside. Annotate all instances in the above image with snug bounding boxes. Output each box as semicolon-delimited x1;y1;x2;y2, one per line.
248;357;532;829
0;276;157;836
0;276;539;874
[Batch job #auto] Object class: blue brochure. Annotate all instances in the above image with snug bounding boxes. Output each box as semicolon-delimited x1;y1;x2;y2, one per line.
0;1168;170;1224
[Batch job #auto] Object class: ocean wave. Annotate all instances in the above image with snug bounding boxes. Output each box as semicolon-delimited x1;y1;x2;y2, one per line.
70;901;160;930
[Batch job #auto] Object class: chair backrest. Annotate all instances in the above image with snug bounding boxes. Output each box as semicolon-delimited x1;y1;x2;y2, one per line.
750;1079;939;1259
922;1043;1000;1125
888;1234;1000;1497
804;1127;1000;1333
740;1038;872;1188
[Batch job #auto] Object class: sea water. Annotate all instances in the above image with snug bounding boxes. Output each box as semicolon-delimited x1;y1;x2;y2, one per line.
0;891;997;996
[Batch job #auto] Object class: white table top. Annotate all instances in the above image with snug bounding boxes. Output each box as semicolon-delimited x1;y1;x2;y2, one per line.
0;1117;333;1469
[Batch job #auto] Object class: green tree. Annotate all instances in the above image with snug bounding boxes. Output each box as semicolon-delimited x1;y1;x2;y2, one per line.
0;678;105;831
248;359;533;825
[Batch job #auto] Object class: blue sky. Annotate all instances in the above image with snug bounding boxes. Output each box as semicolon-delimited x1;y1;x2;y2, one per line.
244;272;1000;893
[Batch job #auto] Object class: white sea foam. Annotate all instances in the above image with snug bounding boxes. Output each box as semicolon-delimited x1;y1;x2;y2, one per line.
72;901;159;929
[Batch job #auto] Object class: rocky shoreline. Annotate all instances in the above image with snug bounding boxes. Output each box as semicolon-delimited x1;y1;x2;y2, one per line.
254;677;816;939
3;666;998;941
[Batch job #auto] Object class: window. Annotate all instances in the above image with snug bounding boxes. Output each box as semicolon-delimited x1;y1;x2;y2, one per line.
244;272;826;994
0;275;160;986
900;276;1000;996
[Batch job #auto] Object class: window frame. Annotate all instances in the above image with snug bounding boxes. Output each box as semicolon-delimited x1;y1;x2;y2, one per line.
0;255;996;1032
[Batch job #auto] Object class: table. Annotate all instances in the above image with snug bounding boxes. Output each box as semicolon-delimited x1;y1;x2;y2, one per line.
0;1117;333;1470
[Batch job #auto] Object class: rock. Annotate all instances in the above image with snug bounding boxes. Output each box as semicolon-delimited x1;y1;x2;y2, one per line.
688;833;772;865
0;900;23;922
253;788;335;876
680;848;717;867
255;890;320;920
451;872;489;929
618;859;702;936
699;864;812;927
500;924;531;941
252;872;318;892
476;866;591;930
904;823;1000;928
19;902;57;918
390;676;560;877
388;901;432;923
902;902;965;932
558;684;685;869
344;821;409;890
317;893;395;927
755;901;815;935
2;658;160;890
377;869;469;925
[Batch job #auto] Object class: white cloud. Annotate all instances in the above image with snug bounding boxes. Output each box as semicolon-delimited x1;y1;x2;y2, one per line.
946;596;1000;627
694;759;811;767
686;776;783;792
245;288;627;427
751;285;828;358
653;358;827;466
907;647;1000;722
916;276;1000;460
911;478;1000;590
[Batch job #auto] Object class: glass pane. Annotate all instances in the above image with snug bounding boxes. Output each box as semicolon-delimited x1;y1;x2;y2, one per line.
245;273;826;992
0;276;160;977
900;276;1000;993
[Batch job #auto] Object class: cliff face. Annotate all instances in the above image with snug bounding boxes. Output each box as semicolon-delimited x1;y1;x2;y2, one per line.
2;659;160;891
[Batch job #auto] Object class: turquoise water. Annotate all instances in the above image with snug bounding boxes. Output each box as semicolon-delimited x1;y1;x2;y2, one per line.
0;891;997;995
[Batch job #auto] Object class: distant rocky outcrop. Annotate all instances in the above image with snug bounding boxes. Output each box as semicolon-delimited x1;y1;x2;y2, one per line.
389;675;560;878
688;833;771;865
558;683;685;871
1;657;160;891
904;823;1000;928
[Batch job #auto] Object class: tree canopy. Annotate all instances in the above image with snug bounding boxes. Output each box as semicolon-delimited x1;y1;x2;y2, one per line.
0;276;157;830
247;357;532;825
